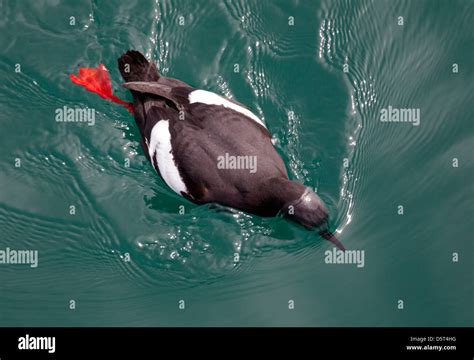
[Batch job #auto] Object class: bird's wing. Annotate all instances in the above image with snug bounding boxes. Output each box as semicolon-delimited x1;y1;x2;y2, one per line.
123;81;194;110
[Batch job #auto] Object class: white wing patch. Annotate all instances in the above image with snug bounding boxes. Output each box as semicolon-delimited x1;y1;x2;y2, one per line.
148;120;188;196
188;89;267;129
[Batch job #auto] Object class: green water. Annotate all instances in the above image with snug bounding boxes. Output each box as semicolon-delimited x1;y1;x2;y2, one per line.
0;0;472;326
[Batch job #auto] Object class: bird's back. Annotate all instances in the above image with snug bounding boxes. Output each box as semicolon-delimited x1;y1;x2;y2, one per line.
118;50;289;215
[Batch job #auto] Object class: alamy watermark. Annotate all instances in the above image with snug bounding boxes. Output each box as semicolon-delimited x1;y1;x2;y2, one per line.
380;105;420;126
18;334;55;354
325;247;365;268
55;105;95;126
217;153;257;173
0;247;38;268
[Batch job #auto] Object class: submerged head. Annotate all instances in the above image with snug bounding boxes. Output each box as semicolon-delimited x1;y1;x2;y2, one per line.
283;187;329;228
280;185;345;251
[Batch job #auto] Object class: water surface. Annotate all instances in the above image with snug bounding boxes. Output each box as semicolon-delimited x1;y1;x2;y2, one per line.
0;0;472;326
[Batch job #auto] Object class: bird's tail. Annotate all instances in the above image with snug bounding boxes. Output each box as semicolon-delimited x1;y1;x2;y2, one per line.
118;50;160;83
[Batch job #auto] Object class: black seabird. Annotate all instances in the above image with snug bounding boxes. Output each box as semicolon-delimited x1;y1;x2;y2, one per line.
118;50;344;250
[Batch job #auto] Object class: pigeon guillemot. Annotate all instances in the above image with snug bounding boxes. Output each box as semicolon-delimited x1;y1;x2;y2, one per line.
118;50;344;250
